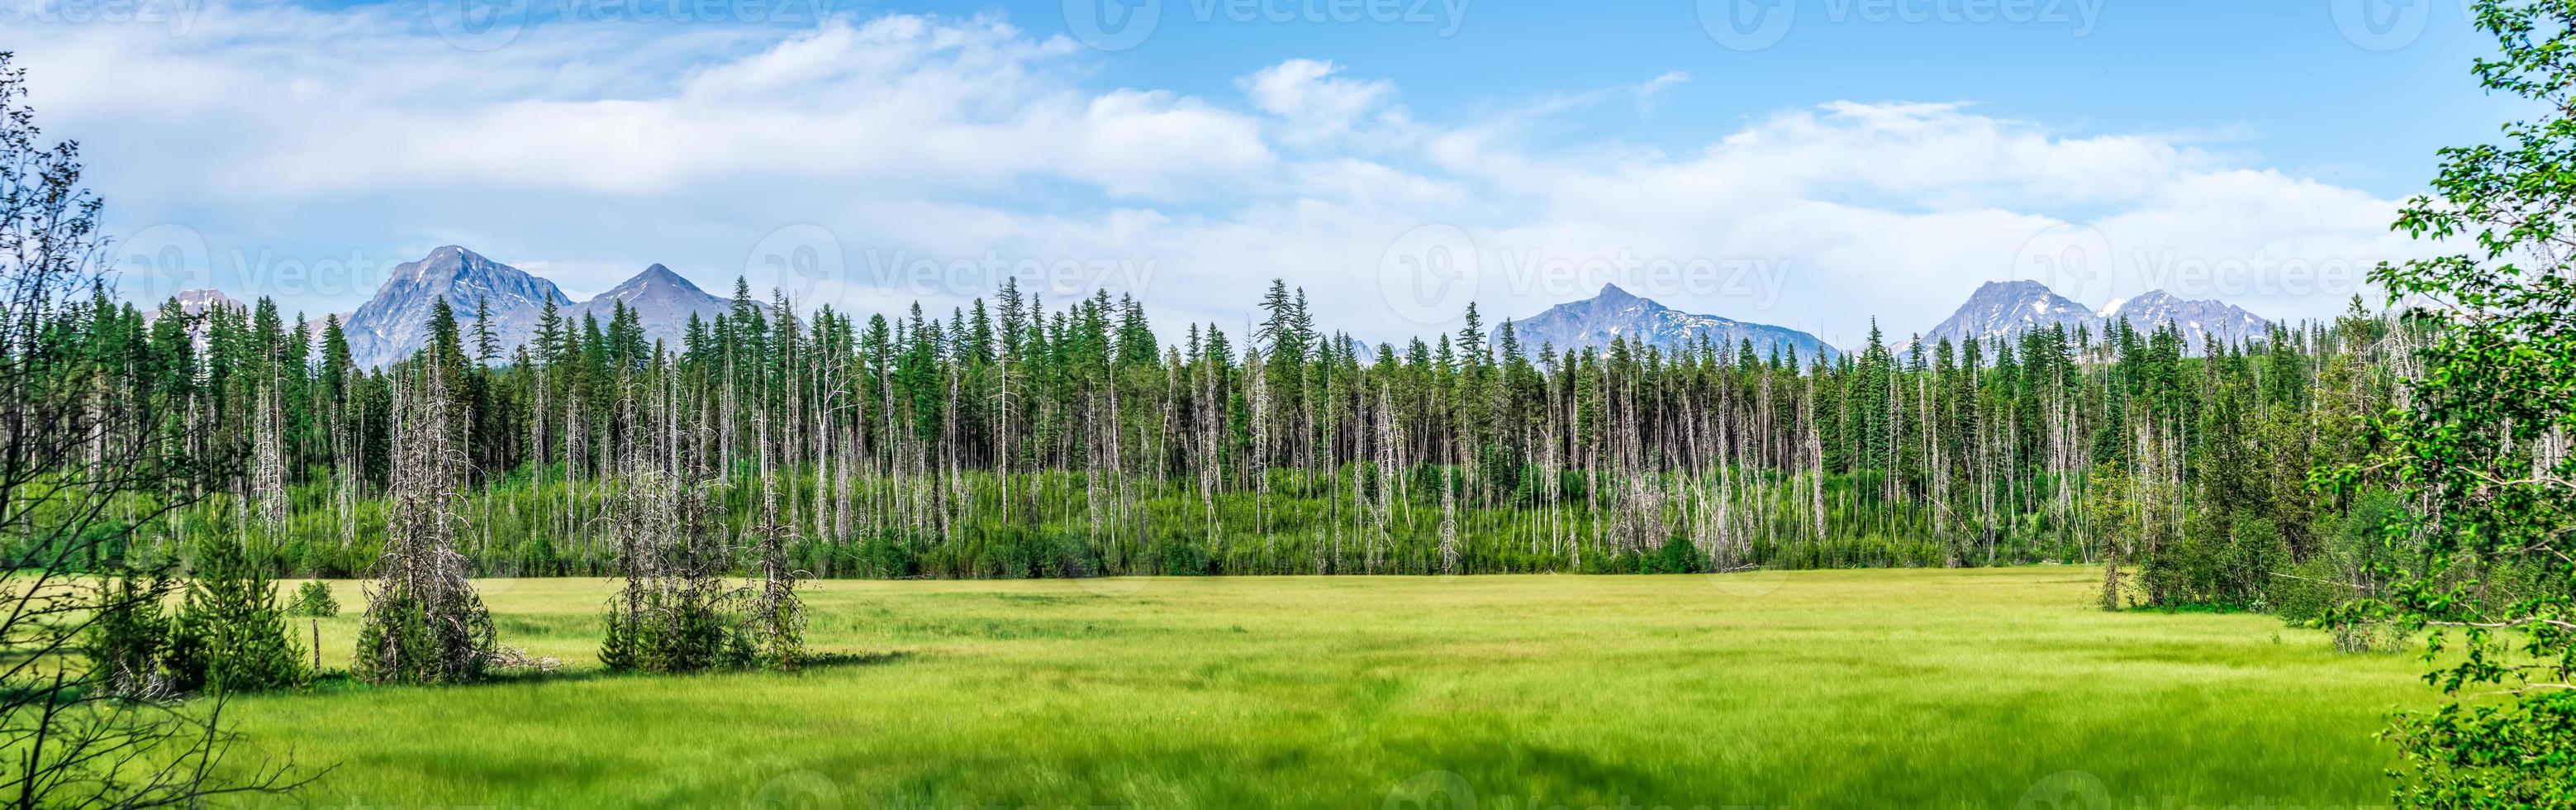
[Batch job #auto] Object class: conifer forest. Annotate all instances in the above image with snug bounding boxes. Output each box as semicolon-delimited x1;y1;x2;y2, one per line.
91;278;2410;608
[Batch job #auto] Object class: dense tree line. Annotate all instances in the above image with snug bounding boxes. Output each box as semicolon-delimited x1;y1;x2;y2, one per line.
49;263;2414;608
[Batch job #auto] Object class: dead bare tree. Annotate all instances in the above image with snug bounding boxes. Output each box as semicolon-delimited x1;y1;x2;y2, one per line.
354;355;494;685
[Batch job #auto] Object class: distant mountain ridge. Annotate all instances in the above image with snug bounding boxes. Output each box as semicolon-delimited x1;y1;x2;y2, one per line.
1913;279;2269;352
329;248;758;368
1501;284;1842;363
168;248;2277;369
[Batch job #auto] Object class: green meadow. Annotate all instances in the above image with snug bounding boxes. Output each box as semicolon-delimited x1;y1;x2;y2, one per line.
231;568;2426;809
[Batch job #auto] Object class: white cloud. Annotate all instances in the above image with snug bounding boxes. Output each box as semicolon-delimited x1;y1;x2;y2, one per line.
1238;58;1408;149
17;2;2431;350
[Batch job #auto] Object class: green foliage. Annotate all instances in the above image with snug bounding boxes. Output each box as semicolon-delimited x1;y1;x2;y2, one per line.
352;588;496;686
2272;492;2408;629
1647;533;1709;574
292;580;340;617
84;572;178;698
165;539;308;693
2333;2;2576;804
600;592;734;674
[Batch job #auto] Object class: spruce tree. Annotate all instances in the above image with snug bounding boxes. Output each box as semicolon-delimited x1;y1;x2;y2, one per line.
166;539;307;693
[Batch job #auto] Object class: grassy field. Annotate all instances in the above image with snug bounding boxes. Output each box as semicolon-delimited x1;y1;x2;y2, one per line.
230;568;2426;809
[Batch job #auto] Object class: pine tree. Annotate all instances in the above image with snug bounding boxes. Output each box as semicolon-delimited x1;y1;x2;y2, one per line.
166;538;307;693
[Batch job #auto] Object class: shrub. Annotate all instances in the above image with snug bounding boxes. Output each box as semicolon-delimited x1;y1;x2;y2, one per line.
291;580;340;617
84;572;178;698
1647;534;1709;574
353;588;495;686
601;590;734;674
166;540;308;693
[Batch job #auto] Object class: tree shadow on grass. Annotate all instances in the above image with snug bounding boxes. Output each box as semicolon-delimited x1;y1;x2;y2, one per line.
799;650;912;670
289;650;915;695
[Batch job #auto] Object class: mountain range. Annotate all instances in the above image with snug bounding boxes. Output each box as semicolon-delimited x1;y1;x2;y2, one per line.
1499;284;1842;363
1913;280;2269;352
340;246;733;368
169;248;2277;369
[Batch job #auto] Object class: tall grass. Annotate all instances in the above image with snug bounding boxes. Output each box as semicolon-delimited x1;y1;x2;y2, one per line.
230;567;2422;808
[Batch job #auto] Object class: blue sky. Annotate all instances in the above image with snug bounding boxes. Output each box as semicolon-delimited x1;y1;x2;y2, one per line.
5;0;2507;348
1031;0;2497;197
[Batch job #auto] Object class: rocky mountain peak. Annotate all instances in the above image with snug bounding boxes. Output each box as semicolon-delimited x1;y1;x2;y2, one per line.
1502;285;1840;362
341;246;570;368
